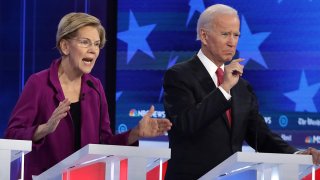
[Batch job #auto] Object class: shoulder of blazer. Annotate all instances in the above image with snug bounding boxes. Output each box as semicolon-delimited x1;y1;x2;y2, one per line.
164;55;215;93
168;55;208;76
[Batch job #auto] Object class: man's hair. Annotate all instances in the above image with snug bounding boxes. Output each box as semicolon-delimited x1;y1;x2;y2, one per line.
56;12;106;54
196;4;238;40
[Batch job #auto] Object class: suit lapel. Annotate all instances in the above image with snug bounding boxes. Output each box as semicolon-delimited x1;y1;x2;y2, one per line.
189;56;231;130
189;56;216;94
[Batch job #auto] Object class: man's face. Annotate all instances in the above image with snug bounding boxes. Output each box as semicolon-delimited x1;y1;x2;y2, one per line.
200;14;240;66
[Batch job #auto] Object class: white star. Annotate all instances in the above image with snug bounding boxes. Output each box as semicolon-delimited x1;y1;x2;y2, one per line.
278;0;312;3
284;71;320;112
158;54;178;102
237;16;271;68
186;0;205;26
116;91;123;101
118;11;156;64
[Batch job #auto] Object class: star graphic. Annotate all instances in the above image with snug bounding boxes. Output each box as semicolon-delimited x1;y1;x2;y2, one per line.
278;0;312;3
116;91;123;101
237;16;270;68
284;71;320;112
158;54;179;102
118;11;156;64
186;0;205;26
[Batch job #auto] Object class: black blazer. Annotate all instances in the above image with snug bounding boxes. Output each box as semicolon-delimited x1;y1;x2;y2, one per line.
163;55;297;180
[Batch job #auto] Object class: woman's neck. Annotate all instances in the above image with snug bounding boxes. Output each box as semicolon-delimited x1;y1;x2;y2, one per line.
59;58;82;84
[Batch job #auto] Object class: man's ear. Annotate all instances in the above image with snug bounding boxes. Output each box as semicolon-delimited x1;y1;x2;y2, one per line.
60;39;70;56
200;28;208;46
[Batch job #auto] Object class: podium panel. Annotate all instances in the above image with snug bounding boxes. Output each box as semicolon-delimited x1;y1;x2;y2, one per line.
60;159;168;180
200;152;319;180
62;162;106;180
0;139;32;180
33;144;170;180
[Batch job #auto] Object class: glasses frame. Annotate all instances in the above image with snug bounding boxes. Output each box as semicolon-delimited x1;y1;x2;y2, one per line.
69;38;101;49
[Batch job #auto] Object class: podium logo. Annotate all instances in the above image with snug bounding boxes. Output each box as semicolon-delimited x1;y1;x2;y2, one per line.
305;135;320;144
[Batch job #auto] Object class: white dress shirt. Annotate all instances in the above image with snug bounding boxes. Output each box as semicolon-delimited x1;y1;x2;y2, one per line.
197;50;231;100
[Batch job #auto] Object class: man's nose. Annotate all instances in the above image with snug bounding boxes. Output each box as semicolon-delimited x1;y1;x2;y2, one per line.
227;36;237;47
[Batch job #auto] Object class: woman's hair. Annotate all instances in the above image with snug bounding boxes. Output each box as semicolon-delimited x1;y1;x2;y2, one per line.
196;4;238;40
56;12;106;54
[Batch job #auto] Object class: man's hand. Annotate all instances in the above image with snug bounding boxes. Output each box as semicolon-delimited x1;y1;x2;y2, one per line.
297;147;320;165
221;58;244;92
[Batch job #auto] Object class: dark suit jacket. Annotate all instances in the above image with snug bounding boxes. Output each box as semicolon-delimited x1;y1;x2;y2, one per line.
163;55;297;180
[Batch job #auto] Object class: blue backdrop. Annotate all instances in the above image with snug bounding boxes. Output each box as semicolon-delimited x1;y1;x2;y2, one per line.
115;0;320;148
1;0;319;149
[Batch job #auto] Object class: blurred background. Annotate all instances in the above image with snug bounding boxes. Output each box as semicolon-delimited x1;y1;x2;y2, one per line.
1;0;320;149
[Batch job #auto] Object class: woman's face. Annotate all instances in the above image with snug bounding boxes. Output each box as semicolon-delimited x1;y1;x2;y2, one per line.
65;26;101;75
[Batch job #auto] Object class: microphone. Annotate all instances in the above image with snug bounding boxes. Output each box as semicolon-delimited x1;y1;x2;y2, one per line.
86;80;102;144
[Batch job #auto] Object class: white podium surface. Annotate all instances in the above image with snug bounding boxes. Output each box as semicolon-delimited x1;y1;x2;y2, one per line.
0;139;32;180
199;152;316;180
34;144;171;180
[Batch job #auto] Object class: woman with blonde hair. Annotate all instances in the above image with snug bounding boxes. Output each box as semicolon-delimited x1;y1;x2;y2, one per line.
5;12;172;179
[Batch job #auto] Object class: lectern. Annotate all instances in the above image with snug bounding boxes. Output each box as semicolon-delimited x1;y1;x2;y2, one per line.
0;139;32;180
199;152;318;180
33;144;171;180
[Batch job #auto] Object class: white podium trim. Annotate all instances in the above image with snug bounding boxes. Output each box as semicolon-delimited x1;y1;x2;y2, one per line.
199;152;314;180
0;139;32;180
34;144;170;180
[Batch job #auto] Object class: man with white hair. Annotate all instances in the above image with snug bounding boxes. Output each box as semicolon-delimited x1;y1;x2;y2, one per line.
163;4;320;179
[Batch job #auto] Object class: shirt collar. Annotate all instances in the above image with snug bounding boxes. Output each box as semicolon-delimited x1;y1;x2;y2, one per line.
197;49;224;86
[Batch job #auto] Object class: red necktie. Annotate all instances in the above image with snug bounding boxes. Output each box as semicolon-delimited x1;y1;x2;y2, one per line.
216;67;232;127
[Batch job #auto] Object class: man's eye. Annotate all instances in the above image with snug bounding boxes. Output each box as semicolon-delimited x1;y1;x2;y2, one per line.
221;33;229;37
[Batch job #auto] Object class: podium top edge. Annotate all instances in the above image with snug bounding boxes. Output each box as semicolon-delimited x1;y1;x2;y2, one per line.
199;151;314;179
86;144;171;158
0;139;32;151
236;152;313;165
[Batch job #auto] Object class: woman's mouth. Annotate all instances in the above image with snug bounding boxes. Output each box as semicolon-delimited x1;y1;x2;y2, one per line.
82;58;94;65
